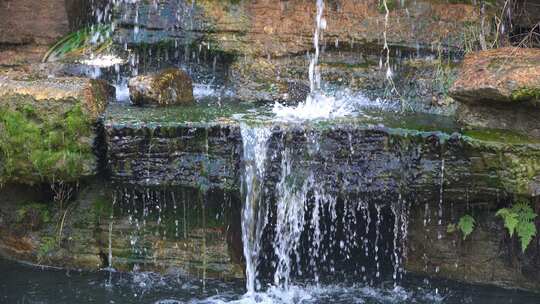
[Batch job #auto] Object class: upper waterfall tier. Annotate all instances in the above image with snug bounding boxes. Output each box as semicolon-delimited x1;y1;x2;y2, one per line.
103;102;540;200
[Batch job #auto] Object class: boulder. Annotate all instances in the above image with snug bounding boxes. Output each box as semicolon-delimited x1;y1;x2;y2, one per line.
129;68;195;106
0;70;113;184
449;47;540;138
450;47;540;105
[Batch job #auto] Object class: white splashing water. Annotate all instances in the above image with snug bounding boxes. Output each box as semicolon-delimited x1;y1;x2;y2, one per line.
80;54;125;68
272;92;356;121
272;0;358;121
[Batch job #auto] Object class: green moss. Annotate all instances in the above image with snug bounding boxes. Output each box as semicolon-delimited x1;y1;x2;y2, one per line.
463;129;540;145
511;87;540;102
92;195;112;222
16;203;51;224
0;102;94;185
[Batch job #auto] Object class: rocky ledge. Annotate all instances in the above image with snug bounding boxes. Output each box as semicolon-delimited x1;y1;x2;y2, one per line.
0;69;112;184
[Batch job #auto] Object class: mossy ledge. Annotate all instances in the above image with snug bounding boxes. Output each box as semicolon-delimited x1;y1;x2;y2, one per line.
0;75;111;185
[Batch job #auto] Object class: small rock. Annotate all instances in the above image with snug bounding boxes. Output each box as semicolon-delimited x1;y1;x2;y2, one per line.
129;68;195;106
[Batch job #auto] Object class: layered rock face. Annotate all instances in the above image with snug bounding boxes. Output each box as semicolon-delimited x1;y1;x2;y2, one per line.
113;0;485;110
102;109;540;289
0;0;70;45
0;183;244;279
105;114;540;199
115;0;484;56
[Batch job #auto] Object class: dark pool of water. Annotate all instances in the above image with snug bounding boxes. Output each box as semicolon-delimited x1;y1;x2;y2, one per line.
1;258;539;304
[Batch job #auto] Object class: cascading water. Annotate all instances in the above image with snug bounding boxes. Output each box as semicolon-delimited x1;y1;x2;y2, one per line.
308;0;325;93
237;0;411;298
237;124;414;298
240;124;273;294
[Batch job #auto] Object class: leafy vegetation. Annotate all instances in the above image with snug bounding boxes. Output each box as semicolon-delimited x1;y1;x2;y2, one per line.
42;25;112;62
496;202;537;252
457;214;476;240
511;87;540;102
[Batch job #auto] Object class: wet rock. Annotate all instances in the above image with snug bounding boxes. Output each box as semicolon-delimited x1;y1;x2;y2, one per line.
450;47;540;138
406;203;540;291
104;105;540;198
229;51;459;113
0;45;50;67
104;122;242;190
0;70;113;184
129;68;195;106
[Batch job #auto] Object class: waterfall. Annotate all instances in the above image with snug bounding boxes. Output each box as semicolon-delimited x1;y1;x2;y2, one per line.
272;149;312;288
240;124;272;294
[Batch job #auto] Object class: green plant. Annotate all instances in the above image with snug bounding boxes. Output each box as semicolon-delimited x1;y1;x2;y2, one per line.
457;214;476;240
496;202;537;252
42;24;113;62
37;236;57;261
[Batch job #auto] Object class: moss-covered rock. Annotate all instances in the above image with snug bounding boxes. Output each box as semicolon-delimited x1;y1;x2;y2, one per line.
0;71;112;184
128;68;195;106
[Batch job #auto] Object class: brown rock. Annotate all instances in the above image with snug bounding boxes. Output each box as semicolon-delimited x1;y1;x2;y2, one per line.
117;0;486;57
450;47;540;105
205;0;483;57
129;68;195;106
